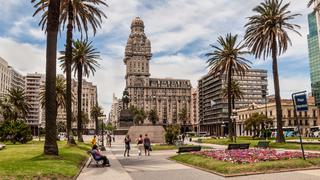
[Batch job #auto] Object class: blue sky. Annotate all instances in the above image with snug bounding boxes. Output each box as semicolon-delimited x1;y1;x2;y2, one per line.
0;0;313;113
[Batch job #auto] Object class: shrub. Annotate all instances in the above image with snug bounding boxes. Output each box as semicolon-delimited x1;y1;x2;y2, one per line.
165;125;180;144
0;120;33;144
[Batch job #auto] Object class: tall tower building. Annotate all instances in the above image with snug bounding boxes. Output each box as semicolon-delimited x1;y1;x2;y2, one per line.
25;73;45;134
124;17;152;92
123;17;192;126
308;11;320;107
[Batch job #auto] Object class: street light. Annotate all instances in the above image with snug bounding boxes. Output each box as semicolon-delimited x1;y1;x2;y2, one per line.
99;114;107;151
231;109;238;143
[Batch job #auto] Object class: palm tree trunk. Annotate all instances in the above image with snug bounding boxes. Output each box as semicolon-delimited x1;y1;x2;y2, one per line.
272;38;285;143
227;67;233;141
77;65;84;142
44;0;60;155
65;0;76;145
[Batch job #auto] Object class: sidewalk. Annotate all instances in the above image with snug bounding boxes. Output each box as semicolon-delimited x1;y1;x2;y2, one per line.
77;145;132;180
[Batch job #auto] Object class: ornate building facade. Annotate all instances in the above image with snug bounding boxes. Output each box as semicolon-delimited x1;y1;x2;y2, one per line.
123;17;192;126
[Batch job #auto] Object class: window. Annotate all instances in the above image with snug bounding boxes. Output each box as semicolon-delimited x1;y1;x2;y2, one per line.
313;110;316;117
288;109;291;118
269;111;272;116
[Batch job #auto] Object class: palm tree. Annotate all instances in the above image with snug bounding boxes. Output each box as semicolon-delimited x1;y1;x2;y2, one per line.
91;105;103;135
60;39;100;142
6;87;31;121
32;0;107;145
40;76;68;110
0;97;15;121
31;0;61;155
222;80;244;110
244;0;301;143
206;33;251;141
308;0;320;11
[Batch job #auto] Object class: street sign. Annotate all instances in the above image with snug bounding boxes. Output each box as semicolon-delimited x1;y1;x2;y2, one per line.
294;94;308;112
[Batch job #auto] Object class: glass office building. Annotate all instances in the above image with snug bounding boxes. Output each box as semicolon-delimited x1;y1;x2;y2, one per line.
308;12;320;107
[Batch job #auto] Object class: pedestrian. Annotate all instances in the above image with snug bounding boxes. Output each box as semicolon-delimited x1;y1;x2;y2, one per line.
136;134;143;156
107;134;112;148
182;133;185;142
124;135;131;157
112;134;115;142
143;134;151;156
91;135;97;146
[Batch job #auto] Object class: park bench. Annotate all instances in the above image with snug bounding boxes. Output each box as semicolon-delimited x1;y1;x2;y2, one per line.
0;144;6;150
227;143;250;150
254;141;270;149
87;151;110;167
177;146;201;154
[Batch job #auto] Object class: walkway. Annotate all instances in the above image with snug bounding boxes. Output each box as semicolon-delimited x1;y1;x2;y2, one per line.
77;135;320;180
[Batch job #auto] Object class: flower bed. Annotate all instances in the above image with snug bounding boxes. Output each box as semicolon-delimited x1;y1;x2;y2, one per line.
193;149;320;164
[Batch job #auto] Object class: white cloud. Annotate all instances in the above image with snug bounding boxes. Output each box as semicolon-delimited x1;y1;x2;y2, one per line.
9;17;46;41
0;37;45;74
268;75;311;99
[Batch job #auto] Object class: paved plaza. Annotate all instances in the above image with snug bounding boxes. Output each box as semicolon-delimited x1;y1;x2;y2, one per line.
77;136;320;180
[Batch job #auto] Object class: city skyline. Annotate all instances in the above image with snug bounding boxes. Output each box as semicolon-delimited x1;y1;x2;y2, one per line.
0;0;312;113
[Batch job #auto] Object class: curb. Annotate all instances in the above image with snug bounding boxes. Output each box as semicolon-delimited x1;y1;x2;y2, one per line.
73;156;90;180
169;156;320;178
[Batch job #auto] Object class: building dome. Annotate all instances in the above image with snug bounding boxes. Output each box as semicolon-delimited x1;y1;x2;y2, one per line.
131;17;144;29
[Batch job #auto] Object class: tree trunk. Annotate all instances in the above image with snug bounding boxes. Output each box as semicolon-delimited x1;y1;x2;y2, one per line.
227;67;233;141
65;0;76;145
272;37;285;143
77;65;84;142
44;0;60;155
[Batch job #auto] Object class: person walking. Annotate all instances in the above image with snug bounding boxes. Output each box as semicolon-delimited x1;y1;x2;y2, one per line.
91;135;97;146
143;134;151;156
124;135;131;157
136;134;143;156
107;134;112;148
112;134;115;142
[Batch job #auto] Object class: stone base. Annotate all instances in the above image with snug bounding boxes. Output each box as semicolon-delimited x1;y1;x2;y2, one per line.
127;126;165;143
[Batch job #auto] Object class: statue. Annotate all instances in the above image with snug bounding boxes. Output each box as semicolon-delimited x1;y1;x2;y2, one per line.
122;89;130;110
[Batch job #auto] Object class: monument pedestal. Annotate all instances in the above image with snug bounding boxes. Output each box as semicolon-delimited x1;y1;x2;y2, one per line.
127;125;165;143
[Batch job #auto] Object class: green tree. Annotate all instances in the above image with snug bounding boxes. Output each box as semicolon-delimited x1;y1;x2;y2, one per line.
148;109;158;125
40;76;68;110
206;33;251;141
130;106;146;125
60;39;100;142
244;113;273;139
91;105;103;134
32;0;61;155
106;122;116;133
32;0;107;145
0;120;33;144
222;80;244;110
165;125;180;145
6;88;31;121
244;0;301;143
0;98;14;121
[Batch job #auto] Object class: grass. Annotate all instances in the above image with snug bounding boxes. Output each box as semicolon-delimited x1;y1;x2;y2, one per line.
171;153;320;176
0;140;91;179
201;136;320;151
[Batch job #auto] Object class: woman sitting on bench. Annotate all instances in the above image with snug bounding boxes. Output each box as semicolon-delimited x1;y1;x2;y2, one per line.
91;145;108;166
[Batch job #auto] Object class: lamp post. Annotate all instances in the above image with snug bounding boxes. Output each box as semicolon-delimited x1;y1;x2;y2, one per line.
99;115;107;151
231;109;238;143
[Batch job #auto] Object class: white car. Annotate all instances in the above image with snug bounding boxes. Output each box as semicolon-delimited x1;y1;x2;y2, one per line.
313;131;320;137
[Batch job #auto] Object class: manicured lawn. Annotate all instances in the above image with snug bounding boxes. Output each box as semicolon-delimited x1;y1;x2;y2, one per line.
0;141;91;179
171;153;320;176
201;137;320;151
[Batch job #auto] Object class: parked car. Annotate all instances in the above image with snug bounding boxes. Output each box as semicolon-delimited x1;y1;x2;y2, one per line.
313;131;320;137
